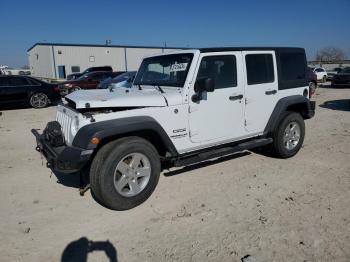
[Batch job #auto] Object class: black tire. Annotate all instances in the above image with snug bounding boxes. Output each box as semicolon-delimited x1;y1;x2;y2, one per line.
29;93;49;108
90;137;161;210
322;76;327;83
271;112;305;158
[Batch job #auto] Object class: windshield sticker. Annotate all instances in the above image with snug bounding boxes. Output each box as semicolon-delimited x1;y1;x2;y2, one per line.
170;63;188;72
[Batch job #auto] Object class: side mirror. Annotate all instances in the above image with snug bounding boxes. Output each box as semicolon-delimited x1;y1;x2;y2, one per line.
194;77;215;93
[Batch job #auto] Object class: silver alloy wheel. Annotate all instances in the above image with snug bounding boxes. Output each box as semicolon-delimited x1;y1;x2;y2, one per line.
113;153;151;197
30;93;48;108
283;121;301;150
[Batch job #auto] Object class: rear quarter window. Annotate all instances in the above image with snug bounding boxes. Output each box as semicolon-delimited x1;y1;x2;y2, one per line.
277;50;308;90
280;53;306;80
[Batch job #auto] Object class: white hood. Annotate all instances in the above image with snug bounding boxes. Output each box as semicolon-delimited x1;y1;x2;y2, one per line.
65;86;183;109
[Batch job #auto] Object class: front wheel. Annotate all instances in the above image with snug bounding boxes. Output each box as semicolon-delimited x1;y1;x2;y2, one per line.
322;76;327;83
90;137;161;210
29;93;49;108
271;112;305;158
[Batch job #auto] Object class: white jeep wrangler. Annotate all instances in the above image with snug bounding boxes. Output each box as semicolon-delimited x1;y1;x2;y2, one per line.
33;47;315;210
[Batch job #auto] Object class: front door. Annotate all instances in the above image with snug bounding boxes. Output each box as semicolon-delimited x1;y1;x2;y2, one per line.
242;51;279;132
2;77;30;104
189;52;245;143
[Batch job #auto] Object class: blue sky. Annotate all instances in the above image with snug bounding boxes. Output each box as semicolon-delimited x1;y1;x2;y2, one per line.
1;0;349;67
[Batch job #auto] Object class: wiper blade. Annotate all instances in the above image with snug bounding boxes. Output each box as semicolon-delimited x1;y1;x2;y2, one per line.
149;84;164;93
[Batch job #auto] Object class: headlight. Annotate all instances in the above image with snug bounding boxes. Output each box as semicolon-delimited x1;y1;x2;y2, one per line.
71;116;79;135
65;83;73;88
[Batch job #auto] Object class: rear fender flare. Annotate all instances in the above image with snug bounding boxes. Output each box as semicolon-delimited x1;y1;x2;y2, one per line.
264;95;313;135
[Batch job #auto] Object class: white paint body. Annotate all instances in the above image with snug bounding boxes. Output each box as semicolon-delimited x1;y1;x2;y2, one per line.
57;50;307;154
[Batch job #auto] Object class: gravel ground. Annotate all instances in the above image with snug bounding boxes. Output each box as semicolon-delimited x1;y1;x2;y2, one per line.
0;85;349;262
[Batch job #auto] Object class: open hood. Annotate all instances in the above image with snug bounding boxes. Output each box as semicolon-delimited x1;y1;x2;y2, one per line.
65;86;183;109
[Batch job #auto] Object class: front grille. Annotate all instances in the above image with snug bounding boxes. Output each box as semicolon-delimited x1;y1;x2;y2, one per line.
56;110;72;143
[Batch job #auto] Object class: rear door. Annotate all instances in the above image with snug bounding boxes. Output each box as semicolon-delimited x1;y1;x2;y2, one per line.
243;51;278;133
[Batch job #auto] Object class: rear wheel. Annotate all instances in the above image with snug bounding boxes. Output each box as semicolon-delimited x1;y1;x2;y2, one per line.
309;81;316;98
271;112;305;158
29;93;49;108
90;137;161;210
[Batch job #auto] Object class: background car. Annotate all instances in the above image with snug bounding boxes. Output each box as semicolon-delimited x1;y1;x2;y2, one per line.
66;66;113;80
61;71;117;94
327;67;343;80
97;71;136;89
311;67;328;82
307;67;317;98
331;67;350;87
0;75;61;108
96;71;127;89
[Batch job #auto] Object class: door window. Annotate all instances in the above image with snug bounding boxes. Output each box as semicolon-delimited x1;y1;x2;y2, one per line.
197;55;237;89
90;73;104;81
0;78;9;86
245;54;274;85
8;77;30;86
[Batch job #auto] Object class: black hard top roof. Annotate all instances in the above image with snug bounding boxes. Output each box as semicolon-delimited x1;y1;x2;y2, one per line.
199;47;305;53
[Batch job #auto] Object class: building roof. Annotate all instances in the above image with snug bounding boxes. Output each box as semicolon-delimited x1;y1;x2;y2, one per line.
27;42;188;52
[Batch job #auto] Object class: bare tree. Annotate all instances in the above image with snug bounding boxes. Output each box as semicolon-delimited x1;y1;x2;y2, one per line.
315;47;346;62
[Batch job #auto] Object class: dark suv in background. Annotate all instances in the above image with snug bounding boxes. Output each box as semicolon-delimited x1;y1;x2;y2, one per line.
331;67;350;87
67;66;113;80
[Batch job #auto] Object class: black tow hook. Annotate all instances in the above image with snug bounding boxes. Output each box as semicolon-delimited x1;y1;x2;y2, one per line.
79;184;90;196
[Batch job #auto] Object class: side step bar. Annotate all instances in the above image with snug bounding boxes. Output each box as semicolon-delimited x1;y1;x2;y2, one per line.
174;138;273;167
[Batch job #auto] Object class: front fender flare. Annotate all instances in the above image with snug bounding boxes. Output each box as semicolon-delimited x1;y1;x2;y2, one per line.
72;116;178;156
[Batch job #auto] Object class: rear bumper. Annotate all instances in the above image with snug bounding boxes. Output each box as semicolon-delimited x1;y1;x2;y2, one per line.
32;128;92;174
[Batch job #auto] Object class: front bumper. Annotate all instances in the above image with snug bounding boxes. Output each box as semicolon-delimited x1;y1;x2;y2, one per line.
32;128;92;174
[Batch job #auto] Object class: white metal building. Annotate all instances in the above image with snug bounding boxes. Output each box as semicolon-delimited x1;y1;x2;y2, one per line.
27;43;182;79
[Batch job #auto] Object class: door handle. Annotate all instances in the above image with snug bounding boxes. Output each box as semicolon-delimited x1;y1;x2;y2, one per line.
265;90;277;95
229;94;243;101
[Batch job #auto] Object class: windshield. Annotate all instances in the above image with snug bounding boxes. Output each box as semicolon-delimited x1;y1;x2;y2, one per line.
112;71;136;84
76;74;89;81
134;53;193;87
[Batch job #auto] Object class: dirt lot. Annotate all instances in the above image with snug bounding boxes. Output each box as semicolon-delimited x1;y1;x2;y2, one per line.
0;86;349;262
